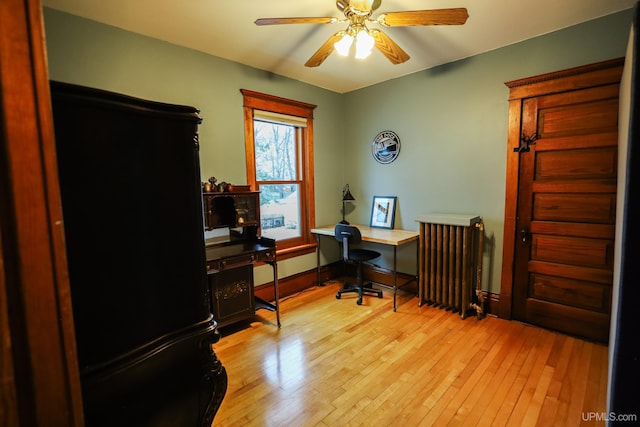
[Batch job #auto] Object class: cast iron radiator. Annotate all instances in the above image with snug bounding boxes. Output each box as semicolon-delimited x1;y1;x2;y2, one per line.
416;214;484;318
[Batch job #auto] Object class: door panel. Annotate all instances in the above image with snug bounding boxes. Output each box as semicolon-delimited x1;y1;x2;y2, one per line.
531;234;613;268
528;260;612;284
512;83;618;342
538;98;619;136
534;147;617;180
536;85;619;135
528;274;610;312
533;193;616;223
523;299;610;342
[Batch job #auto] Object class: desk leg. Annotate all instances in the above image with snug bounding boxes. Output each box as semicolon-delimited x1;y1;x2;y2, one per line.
267;260;281;328
274;261;280;328
393;246;398;312
418;223;424;307
315;234;325;286
416;238;420;306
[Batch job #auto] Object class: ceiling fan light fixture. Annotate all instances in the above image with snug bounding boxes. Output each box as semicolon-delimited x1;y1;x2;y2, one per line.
355;29;374;59
350;0;375;11
334;32;354;56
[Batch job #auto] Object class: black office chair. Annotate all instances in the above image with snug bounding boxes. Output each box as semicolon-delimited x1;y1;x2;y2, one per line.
334;224;383;305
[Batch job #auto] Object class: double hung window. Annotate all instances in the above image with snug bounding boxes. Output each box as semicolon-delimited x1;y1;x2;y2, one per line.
241;90;317;257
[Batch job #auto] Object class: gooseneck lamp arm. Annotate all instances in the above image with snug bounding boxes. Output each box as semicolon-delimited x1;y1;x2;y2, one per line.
340;184;355;224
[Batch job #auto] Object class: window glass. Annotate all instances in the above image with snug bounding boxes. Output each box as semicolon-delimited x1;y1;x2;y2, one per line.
259;183;301;240
254;121;297;181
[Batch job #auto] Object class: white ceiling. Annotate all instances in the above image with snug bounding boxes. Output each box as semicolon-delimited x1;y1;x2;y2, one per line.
42;0;636;93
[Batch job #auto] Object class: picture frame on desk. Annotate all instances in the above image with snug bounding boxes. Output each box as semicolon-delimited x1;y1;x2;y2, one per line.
370;196;397;229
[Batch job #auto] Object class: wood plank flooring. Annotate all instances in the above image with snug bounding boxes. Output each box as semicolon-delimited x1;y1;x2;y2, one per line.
211;281;608;427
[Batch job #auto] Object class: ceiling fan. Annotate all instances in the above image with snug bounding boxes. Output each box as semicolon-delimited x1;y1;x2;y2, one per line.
255;0;468;67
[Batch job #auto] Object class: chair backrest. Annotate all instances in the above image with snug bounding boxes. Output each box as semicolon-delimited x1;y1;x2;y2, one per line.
334;224;362;261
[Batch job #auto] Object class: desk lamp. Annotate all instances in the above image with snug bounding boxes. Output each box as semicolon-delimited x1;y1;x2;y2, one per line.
340;184;355;224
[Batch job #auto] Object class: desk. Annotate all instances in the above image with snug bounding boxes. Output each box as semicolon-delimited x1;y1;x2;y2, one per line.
311;224;419;311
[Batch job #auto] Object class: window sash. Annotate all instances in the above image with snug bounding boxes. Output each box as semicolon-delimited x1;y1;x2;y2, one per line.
254;121;300;182
254;120;303;244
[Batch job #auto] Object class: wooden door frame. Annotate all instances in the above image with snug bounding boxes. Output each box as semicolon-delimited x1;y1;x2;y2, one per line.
0;0;84;425
498;58;625;320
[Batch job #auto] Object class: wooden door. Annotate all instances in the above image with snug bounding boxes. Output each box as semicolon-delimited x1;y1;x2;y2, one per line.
501;59;624;343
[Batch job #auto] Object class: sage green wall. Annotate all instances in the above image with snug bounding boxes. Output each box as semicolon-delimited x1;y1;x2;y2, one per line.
342;10;633;294
43;7;633;293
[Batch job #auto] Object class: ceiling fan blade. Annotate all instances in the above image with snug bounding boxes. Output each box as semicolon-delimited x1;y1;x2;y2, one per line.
305;31;345;67
377;8;469;27
255;17;337;26
370;29;410;64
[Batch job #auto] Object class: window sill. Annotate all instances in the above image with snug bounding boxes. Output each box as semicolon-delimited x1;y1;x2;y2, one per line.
275;243;317;261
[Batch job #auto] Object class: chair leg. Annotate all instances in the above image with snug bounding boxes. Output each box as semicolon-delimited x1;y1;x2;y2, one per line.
357;263;382;300
336;284;360;299
335;261;383;304
361;282;383;299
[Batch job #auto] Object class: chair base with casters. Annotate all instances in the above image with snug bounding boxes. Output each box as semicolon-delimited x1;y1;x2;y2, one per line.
334;224;383;305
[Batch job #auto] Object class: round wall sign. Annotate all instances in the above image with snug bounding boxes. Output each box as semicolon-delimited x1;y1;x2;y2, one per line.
372;130;401;164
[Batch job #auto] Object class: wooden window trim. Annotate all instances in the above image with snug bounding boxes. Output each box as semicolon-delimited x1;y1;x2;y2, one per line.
241;89;317;256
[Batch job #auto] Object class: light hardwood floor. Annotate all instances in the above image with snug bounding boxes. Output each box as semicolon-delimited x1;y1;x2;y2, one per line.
211;281;608;427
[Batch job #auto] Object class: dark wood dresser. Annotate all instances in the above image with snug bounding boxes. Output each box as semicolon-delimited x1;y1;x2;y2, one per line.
50;81;227;426
203;191;280;328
